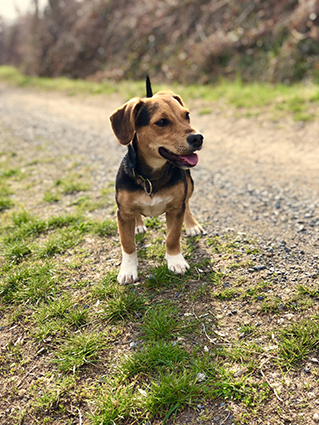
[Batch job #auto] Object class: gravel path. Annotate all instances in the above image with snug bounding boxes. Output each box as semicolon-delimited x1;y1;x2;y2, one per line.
1;84;319;424
1;83;319;290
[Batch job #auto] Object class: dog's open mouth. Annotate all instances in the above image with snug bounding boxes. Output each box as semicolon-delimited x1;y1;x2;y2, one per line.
159;147;198;168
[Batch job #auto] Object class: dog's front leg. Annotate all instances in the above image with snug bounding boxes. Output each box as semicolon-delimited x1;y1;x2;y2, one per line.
165;209;189;274
117;209;138;284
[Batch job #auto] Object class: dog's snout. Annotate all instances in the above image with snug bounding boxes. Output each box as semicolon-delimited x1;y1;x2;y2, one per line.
187;133;203;150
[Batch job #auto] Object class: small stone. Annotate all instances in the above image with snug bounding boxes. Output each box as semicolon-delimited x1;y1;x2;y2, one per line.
304;367;311;373
313;412;319;422
196;373;207;382
129;341;138;349
310;358;319;364
233;368;247;378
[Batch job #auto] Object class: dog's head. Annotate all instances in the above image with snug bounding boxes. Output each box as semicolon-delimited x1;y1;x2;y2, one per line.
110;89;203;170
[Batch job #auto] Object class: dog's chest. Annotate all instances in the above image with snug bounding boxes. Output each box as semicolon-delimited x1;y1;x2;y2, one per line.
134;194;173;217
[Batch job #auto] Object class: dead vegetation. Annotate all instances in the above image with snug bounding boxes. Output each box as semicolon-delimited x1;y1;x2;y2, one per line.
0;0;319;84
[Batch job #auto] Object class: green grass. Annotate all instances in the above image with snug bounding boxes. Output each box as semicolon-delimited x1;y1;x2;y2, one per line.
0;66;318;121
0;81;318;424
55;176;90;194
52;332;106;373
277;318;319;368
141;304;198;342
90;380;143;425
0;262;57;304
146;264;188;288
102;289;147;322
120;340;190;378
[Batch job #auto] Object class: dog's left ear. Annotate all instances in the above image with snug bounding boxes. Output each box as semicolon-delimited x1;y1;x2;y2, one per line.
110;98;143;145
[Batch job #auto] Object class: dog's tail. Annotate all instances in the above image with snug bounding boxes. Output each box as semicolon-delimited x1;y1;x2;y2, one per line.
146;75;153;98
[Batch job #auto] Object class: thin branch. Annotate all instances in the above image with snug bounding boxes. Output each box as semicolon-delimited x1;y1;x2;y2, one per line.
260;369;283;403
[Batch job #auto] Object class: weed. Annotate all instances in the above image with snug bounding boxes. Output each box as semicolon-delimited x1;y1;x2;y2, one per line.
52;332;105;373
33;374;76;412
43;190;60;203
140;237;166;259
35;228;82;258
103;289;147;322
212;288;238;300
120;340;190;378
297;284;319;298
144;216;162;229
91;271;118;300
145;370;203;421
277;318;319;368
57;175;90;194
0;262;57;304
141;304;198;342
92;219;117;237
0;196;13;211
146;264;186;288
4;242;32;263
90;380;142;425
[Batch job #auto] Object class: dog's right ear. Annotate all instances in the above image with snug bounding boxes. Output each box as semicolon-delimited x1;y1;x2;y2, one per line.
110;98;143;145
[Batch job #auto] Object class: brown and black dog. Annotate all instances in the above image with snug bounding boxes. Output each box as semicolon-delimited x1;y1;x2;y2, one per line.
110;77;204;284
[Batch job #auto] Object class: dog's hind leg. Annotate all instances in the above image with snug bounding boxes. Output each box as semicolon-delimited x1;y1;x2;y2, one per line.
184;201;204;237
135;214;147;234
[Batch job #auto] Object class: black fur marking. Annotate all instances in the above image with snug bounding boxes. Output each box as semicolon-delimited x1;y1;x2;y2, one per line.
136;105;150;128
135;103;159;128
146;75;153;98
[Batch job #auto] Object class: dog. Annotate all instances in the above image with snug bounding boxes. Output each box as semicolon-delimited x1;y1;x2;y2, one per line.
110;77;204;284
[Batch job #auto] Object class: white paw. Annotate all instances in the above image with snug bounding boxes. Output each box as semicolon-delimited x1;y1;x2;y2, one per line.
118;251;138;284
135;225;147;235
166;253;189;274
186;224;204;237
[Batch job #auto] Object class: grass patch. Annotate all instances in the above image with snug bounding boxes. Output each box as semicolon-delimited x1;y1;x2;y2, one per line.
1;66;318;121
277;318;319;368
145;370;204;421
141;304;198;342
55;176;90;194
52;332;106;373
90;380;143;425
146;264;188;288
102;289;147;322
120;340;190;378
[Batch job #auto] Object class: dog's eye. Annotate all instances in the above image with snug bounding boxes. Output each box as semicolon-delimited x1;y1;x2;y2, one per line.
155;118;169;127
186;112;190;121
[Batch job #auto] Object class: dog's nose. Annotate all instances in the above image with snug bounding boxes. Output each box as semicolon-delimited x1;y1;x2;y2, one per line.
187;133;203;150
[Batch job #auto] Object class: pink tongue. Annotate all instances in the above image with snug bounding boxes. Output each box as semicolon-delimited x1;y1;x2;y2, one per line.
180;153;198;166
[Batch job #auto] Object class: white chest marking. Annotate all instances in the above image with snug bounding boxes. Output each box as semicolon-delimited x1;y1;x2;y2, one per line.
134;195;173;217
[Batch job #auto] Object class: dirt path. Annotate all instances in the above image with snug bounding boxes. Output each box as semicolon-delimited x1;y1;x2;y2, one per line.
1;84;319;424
1;84;319;246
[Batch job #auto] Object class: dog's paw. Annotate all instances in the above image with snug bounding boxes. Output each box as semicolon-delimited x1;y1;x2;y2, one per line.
118;251;138;284
186;224;205;237
135;225;147;235
166;253;189;274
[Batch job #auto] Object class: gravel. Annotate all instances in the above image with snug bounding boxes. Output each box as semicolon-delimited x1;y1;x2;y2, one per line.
1;83;319;302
